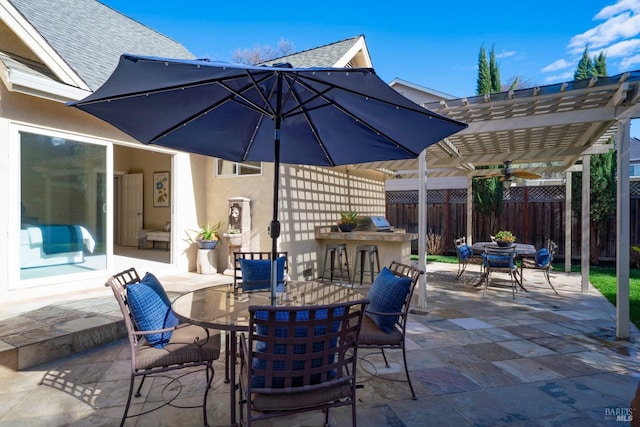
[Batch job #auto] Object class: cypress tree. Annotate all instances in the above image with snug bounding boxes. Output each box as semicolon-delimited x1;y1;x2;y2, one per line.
593;52;607;77
574;46;594;80
473;44;504;233
571;49;615;263
489;45;501;93
476;45;491;95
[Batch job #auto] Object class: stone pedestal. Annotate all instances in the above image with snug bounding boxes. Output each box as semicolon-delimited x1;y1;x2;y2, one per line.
222;233;243;275
196;248;217;274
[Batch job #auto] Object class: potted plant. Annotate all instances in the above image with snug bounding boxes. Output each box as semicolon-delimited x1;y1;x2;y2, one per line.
494;230;516;247
192;221;223;249
337;210;358;232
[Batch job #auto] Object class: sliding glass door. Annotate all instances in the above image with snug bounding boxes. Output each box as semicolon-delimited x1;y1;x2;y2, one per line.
20;131;107;280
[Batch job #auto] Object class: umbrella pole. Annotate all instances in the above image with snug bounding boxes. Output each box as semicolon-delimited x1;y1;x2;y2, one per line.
270;73;283;305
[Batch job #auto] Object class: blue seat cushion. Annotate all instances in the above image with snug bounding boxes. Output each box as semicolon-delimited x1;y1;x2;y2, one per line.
457;244;472;261
239;256;286;291
536;248;551;267
482;253;514;268
366;267;412;334
251;307;344;388
126;272;179;349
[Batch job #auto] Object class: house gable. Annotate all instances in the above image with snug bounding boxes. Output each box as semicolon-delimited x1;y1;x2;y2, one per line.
260;35;372;69
1;0;194;100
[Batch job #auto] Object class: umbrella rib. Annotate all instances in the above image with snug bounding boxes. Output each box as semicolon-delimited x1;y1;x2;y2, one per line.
297;71;464;126
220;71;278;118
282;76;336;166
146;75;277;144
285;76;422;158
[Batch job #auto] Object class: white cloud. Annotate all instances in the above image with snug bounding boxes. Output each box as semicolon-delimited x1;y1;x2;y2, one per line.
596;0;640;19
496;50;516;59
620;53;640;68
544;71;574;84
596;38;640;58
542;59;572;73
568;12;640;53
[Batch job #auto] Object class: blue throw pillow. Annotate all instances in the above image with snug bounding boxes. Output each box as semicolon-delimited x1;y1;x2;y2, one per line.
536;248;550;267
250;307;344;388
457;244;472;261
126;272;179;349
239;256;286;291
366;267;412;334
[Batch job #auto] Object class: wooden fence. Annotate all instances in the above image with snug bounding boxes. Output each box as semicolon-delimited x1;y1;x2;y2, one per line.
386;182;640;262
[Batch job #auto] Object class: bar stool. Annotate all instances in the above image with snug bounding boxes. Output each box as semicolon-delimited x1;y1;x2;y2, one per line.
352;244;380;286
321;243;351;285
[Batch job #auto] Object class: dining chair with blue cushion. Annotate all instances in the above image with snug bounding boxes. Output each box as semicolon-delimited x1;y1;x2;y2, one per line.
454;237;475;279
229;252;288;382
239;299;368;427
482;245;518;298
106;268;221;427
234;251;288;292
356;261;424;400
520;239;558;294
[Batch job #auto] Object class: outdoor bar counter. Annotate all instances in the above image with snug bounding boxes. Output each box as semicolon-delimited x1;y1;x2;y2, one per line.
314;225;418;270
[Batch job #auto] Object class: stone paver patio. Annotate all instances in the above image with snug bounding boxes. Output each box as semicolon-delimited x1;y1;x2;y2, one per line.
0;261;638;426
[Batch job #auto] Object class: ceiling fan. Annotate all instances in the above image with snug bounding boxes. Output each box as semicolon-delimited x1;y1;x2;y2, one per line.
475;160;542;181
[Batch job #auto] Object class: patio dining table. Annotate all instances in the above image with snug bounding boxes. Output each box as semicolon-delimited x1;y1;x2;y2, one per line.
469;241;537;291
171;281;368;426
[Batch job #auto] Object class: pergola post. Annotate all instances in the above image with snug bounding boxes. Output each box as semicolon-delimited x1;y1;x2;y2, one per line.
616;118;631;340
466;177;473;243
581;155;590;293
416;150;428;310
565;171;572;273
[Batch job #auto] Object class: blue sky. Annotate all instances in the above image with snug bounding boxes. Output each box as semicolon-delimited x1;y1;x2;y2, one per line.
102;0;640;136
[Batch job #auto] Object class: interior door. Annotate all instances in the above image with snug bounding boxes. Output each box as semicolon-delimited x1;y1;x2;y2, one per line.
122;173;143;246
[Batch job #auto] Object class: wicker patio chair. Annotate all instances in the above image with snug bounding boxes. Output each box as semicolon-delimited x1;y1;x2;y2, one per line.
238;299;368;427
356;260;424;400
106;268;221;427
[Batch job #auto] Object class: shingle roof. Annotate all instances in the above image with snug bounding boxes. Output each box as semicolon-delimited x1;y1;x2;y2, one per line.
8;0;194;91
259;35;363;68
632;137;640;161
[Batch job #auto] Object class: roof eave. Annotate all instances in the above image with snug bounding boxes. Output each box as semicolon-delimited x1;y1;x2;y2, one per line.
3;66;91;103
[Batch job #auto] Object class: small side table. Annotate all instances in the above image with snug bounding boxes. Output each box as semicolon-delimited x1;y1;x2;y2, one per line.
197;248;217;274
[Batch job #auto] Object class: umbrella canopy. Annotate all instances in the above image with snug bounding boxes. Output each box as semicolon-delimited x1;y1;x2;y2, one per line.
69;54;467;301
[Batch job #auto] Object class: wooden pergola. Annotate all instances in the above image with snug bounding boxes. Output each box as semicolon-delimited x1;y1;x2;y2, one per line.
354;70;640;339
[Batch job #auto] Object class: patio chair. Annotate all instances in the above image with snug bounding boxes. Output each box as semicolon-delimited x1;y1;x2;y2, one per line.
454;237;475;279
233;251;288;292
520;239;558;294
482;246;518;298
238;299;368;427
356;260;424;400
105;268;221;427
227;252;289;382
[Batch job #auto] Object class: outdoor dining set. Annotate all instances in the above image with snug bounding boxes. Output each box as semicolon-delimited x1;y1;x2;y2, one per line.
455;236;559;298
105;254;423;426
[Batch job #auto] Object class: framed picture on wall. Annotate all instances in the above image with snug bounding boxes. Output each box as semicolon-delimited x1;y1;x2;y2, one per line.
153;171;170;207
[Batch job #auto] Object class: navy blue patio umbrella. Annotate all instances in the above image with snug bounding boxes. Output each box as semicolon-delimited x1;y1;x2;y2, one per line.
69;54;467;301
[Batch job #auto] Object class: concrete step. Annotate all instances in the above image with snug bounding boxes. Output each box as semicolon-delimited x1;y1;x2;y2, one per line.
0;271;233;371
0;295;125;370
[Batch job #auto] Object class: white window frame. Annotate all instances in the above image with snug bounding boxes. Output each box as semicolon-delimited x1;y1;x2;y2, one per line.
215;159;263;177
